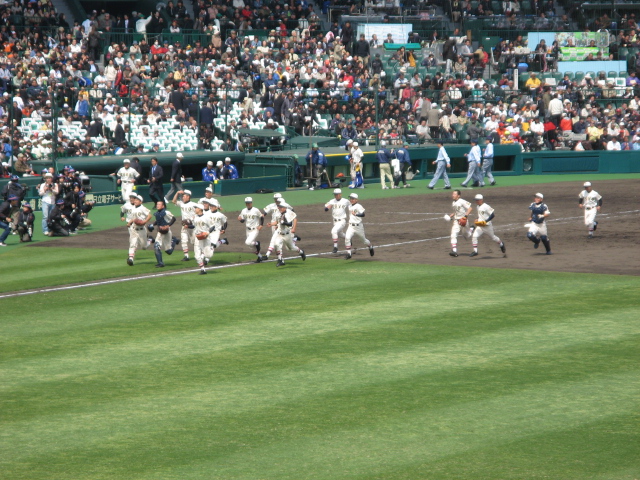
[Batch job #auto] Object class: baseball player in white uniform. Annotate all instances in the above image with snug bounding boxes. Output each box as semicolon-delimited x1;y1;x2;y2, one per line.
324;188;350;253
349;141;364;188
527;193;552;254
578;181;602;238
115;159;140;202
199;186;215;206
120;194;135;224
203;197;229;249
261;199;296;262
446;189;473;257
191;203;215;274
344;193;374;259
125;194;152;266
263;193;283;233
470;194;506;257
172;189;197;261
238;197;264;261
274;202;306;267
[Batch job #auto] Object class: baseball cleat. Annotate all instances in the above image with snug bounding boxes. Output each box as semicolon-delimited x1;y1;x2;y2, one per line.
127;257;134;266
369;246;374;256
449;251;458;257
345;252;352;260
404;184;410;188
255;256;262;263
293;235;301;241
199;269;207;275
260;254;269;261
444;186;451;189
382;186;389;189
300;249;306;260
181;256;190;261
545;251;553;255
469;251;478;257
332;246;338;254
276;259;285;267
155;263;165;268
255;241;261;254
500;243;506;254
593;222;598;231
534;241;539;249
427;186;434;189
490;181;496;186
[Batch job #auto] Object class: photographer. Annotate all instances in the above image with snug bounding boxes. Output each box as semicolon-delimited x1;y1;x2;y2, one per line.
16;202;35;242
48;198;71;237
38;173;59;236
75;190;95;230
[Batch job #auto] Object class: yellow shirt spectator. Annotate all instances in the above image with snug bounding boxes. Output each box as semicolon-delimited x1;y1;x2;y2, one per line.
525;74;542;89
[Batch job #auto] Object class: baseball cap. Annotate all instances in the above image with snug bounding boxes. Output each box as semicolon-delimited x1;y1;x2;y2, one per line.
183;189;192;196
56;198;65;204
8;195;19;201
333;188;342;194
44;172;53;178
352;141;358;147
225;157;231;162
583;182;592;187
205;187;213;193
245;197;253;202
194;203;204;210
207;161;213;166
135;194;144;201
474;194;484;200
273;193;282;199
216;161;223;166
176;152;184;158
123;158;130;163
535;192;544;199
349;193;358;199
10;174;19;181
22;202;32;208
129;193;138;198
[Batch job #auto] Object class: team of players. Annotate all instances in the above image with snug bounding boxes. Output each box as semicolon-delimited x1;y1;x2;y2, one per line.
119;182;602;271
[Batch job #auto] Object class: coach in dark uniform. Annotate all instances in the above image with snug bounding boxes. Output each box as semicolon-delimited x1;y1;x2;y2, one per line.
147;157;164;205
166;152;183;201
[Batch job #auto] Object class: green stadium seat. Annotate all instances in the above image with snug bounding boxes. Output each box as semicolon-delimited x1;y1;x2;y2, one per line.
563;72;574;79
574;71;584;81
608;71;617;78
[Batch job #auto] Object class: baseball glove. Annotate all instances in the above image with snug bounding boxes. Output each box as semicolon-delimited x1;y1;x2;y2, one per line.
133;219;146;226
474;220;487;227
196;231;209;240
458;217;467;227
158;225;170;234
181;219;193;227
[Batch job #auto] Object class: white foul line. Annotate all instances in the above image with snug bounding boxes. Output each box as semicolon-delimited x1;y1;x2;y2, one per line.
0;210;637;300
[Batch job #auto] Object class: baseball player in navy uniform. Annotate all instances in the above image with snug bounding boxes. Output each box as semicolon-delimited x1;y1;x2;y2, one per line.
344;193;374;259
482;137;496;186
238;197;264;261
527;193;552;254
148;200;180;267
428;141;451;189
470;194;506;257
324;188;350;253
394;142;412;188
274;202;306;267
376;140;394;189
461;139;483;187
578;181;602;238
446;189;473;257
125;194;152;265
173;189;197;261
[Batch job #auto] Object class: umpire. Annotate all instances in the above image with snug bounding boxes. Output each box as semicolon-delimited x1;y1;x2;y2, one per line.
147;157;164;205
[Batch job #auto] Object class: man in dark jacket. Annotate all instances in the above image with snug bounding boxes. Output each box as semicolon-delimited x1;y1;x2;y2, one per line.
147;157;164;205
0;194;19;245
166;152;183;201
113;117;126;145
353;34;370;64
48;198;71;237
16;202;35;242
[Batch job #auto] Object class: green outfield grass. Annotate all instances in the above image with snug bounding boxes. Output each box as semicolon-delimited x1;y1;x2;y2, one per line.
1;262;639;479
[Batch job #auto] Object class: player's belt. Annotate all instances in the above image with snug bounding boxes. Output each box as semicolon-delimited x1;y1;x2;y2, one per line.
246;227;257;230
134;227;145;230
350;223;361;226
586;206;594;210
334;219;345;222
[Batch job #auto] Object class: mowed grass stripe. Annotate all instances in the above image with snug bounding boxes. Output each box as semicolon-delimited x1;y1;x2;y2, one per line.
3;369;638;480
2;305;637;454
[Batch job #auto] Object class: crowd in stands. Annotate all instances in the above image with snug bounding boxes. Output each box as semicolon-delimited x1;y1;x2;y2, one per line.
1;0;640;178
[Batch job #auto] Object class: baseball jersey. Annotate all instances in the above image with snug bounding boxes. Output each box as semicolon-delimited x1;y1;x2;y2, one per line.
209;210;228;231
451;198;471;219
177;200;197;221
192;213;214;236
277;209;297;234
117;166;140;183
348;203;365;225
264;202;281;223
240;206;263;228
154;209;175;226
325;197;350;220
529;201;550;223
130;204;150;224
121;201;135;220
476;202;495;225
351;147;363;165
579;189;602;208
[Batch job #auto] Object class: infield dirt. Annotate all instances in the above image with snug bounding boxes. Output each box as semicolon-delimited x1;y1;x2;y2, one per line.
34;179;640;276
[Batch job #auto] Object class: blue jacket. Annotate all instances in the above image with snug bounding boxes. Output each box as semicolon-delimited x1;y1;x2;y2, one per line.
202;167;217;182
305;149;327;167
395;147;412;164
224;164;239;179
376;148;392;164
